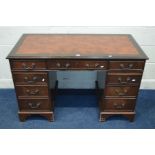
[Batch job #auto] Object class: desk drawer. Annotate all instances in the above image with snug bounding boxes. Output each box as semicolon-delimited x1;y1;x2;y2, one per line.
16;85;48;97
109;61;145;70
18;98;51;111
48;60;107;69
107;73;142;85
78;60;107;69
11;60;47;70
105;86;139;97
48;60;75;69
13;72;48;85
101;98;136;111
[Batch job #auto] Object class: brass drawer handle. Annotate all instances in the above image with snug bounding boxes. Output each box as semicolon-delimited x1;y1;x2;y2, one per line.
120;63;133;70
24;76;38;84
65;63;70;68
118;77;131;84
26;89;39;95
85;64;90;68
86;63;105;68
95;63;100;67
56;63;61;67
113;103;125;109
95;63;104;68
28;102;41;109
115;88;128;96
22;63;36;70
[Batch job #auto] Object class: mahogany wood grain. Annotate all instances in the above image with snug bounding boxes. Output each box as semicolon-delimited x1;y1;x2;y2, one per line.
109;61;145;70
16;85;49;97
107;73;142;85
18;111;54;122
6;34;148;122
47;60;107;70
100;112;135;122
18;98;52;111
104;86;139;97
11;60;47;70
100;98;136;111
12;72;48;85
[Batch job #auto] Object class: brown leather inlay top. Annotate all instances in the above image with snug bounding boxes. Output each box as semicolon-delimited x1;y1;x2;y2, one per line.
16;34;139;56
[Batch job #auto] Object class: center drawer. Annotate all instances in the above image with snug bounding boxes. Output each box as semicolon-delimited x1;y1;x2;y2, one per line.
16;85;49;97
48;60;107;69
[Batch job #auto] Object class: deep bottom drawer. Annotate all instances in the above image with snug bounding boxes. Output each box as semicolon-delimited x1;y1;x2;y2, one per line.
101;98;136;111
18;98;52;111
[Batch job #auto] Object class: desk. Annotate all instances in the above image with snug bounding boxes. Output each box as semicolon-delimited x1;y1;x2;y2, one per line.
7;34;148;122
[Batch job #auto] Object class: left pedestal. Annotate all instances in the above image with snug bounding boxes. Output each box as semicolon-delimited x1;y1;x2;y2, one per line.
9;60;54;122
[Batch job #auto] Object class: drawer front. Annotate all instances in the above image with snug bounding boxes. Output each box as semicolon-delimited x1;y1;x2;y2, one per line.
16;86;49;97
11;60;47;70
101;98;136;111
77;60;107;69
48;60;75;69
13;72;48;85
109;61;145;70
107;73;142;85
48;60;107;69
105;86;139;97
18;98;51;111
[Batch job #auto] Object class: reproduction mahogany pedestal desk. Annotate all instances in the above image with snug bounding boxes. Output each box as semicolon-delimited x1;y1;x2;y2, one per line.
7;34;148;122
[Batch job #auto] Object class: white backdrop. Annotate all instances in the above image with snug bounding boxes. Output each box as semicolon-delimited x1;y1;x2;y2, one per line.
0;26;154;89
